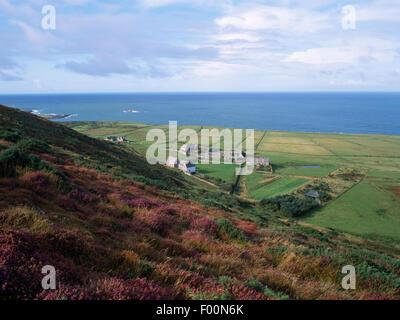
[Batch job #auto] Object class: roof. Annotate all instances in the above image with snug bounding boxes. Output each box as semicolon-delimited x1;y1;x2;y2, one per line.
185;162;196;168
254;157;269;164
180;160;196;168
306;190;320;198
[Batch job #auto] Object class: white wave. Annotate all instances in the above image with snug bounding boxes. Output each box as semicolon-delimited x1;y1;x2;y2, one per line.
64;114;78;119
123;109;140;113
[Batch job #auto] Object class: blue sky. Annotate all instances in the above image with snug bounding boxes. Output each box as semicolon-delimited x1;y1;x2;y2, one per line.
0;0;400;93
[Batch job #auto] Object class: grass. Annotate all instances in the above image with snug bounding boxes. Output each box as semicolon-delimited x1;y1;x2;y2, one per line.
64;121;400;241
273;164;338;178
247;175;309;200
196;163;237;183
301;182;400;239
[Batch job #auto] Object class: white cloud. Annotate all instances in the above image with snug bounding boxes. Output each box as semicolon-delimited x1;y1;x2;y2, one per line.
1;0;400;92
285;47;364;65
357;0;400;21
63;0;89;5
215;5;332;34
140;0;182;7
329;79;368;86
285;42;399;65
10;20;57;53
212;32;261;42
139;0;225;8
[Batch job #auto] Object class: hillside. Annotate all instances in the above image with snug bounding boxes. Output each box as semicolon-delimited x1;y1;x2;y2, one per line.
66;121;400;242
1;105;400;300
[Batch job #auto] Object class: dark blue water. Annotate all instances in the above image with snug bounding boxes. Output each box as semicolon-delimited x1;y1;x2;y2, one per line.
1;93;399;135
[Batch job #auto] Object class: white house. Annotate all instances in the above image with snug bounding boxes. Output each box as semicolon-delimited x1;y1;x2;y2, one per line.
166;156;179;168
104;136;127;142
117;136;127;142
179;160;196;173
254;157;270;167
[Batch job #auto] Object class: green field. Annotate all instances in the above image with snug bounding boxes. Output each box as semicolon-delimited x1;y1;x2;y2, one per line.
247;174;309;200
65;121;400;242
196;163;237;183
302;182;400;240
273;164;338;178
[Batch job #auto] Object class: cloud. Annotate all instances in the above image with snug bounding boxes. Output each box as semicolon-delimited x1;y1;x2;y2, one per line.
0;54;22;81
212;32;261;42
284;36;400;66
285;47;365;65
139;0;226;8
63;0;89;5
329;79;368;87
10;20;57;54
1;0;400;92
140;0;185;7
0;71;23;81
61;55;133;76
357;1;400;22
215;5;332;34
59;54;171;78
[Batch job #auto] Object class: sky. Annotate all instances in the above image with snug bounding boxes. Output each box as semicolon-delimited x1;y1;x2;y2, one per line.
0;0;400;93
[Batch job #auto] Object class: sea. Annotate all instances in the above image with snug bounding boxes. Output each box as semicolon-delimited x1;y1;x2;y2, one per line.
1;92;399;135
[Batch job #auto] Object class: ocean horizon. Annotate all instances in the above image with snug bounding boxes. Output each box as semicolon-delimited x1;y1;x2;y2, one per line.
1;92;400;135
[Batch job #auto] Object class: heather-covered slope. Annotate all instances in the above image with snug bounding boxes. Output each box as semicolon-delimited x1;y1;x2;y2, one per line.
1;105;399;300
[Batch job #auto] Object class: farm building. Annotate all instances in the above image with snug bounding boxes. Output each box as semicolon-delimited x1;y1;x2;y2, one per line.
165;157;196;174
166;156;179;168
200;150;245;162
179;160;196;174
104;136;127;142
254;157;270;167
305;190;321;204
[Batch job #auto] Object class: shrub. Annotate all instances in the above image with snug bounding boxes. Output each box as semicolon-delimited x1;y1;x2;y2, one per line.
138;211;172;235
0;228;82;299
126;198;161;209
0;147;70;190
245;277;264;293
17;139;50;153
0;129;21;143
191;217;217;234
264;285;289;300
69;188;92;204
0;146;25;177
217;218;247;241
37;276;173;300
21;172;50;189
261;195;318;217
0;206;52;232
